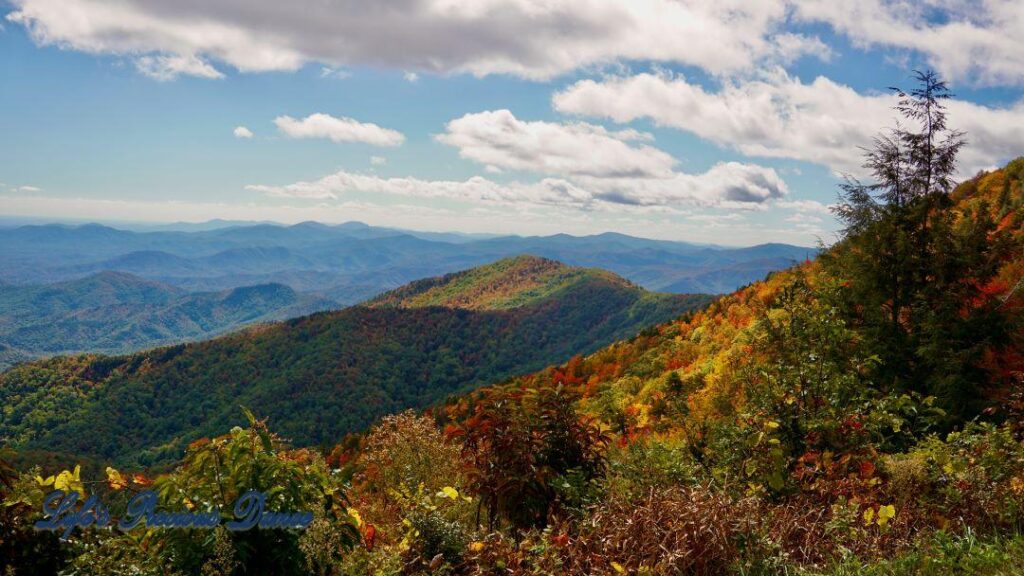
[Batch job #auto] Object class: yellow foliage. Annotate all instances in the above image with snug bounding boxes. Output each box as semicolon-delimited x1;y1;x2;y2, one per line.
105;466;128;490
36;464;84;495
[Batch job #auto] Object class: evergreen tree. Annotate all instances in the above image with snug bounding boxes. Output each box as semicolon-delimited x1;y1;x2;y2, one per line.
825;70;1010;420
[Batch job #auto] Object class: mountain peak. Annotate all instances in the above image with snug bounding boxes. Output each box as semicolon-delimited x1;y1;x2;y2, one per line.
367;254;634;311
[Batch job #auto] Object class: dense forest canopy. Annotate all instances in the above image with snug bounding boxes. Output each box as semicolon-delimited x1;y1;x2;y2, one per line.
0;256;708;468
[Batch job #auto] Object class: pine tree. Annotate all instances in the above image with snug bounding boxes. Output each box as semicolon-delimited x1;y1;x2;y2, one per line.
825;71;1010;420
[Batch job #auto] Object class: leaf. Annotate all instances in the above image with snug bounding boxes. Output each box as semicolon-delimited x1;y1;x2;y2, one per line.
858;460;876;479
611;561;626;573
106;467;129;490
241;405;257;426
52;465;84;495
347;507;363;528
437;486;460;500
877;504;896;526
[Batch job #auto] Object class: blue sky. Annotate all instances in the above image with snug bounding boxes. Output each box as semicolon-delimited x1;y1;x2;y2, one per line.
1;1;1022;246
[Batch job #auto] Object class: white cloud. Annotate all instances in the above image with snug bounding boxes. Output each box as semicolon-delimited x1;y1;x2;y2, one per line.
275;113;405;147
687;212;746;225
246;161;787;210
785;212;823;224
135;53;223;81
370;156;387;166
5;0;825;80
233;126;254;139
403;71;419;83
436;109;673;178
553;70;1024;176
10;185;42;193
792;0;1024;87
320;67;351;79
775;199;833;214
6;1;1024;86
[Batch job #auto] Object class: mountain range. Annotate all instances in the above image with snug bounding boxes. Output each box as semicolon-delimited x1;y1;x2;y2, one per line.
0;255;712;467
0;271;334;364
0;221;812;366
0;220;814;297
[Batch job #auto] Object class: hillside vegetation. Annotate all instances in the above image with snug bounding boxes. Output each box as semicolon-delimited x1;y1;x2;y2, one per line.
0;272;335;367
2;72;1023;576
368;255;637;310
0;256;709;467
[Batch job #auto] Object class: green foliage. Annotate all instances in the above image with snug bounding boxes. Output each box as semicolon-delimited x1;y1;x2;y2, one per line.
802;531;1024;576
603;437;700;500
0;261;707;468
68;414;359;576
0;272;332;367
0;454;69;576
824;71;1016;421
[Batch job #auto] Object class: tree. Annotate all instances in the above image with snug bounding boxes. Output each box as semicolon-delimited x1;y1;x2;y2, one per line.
824;70;1011;420
452;385;607;532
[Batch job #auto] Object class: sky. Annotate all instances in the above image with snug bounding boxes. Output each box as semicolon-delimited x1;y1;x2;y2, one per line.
1;1;1023;246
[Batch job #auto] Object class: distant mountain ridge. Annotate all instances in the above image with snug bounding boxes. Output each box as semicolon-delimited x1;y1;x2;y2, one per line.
0;221;815;298
0;271;334;366
0;256;712;467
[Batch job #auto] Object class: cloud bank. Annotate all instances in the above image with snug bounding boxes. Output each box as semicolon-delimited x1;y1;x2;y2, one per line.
7;0;1022;85
554;71;1024;176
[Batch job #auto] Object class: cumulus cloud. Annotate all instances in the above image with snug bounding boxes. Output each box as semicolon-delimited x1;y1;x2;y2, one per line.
792;0;1024;87
275;113;405;147
233;126;253;139
553;70;1024;176
256;107;788;210
6;1;1023;85
5;0;826;80
436;110;673;178
370;156;387;166
246;161;787;210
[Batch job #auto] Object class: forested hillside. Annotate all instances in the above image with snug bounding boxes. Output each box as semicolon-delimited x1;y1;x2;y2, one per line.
0;256;708;467
2;73;1023;576
0;272;335;367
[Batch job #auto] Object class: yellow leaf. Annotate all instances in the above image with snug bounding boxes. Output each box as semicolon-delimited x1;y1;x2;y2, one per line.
863;507;875;526
106;467;128;490
438;486;459;500
468;541;485;552
611;561;626;573
53;465;84;495
36;475;55;487
877;504;896;526
347;507;363;527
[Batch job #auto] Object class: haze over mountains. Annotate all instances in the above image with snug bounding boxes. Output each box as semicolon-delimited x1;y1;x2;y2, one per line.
0;255;711;467
0;272;333;367
0;220;812;366
0;220;814;297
